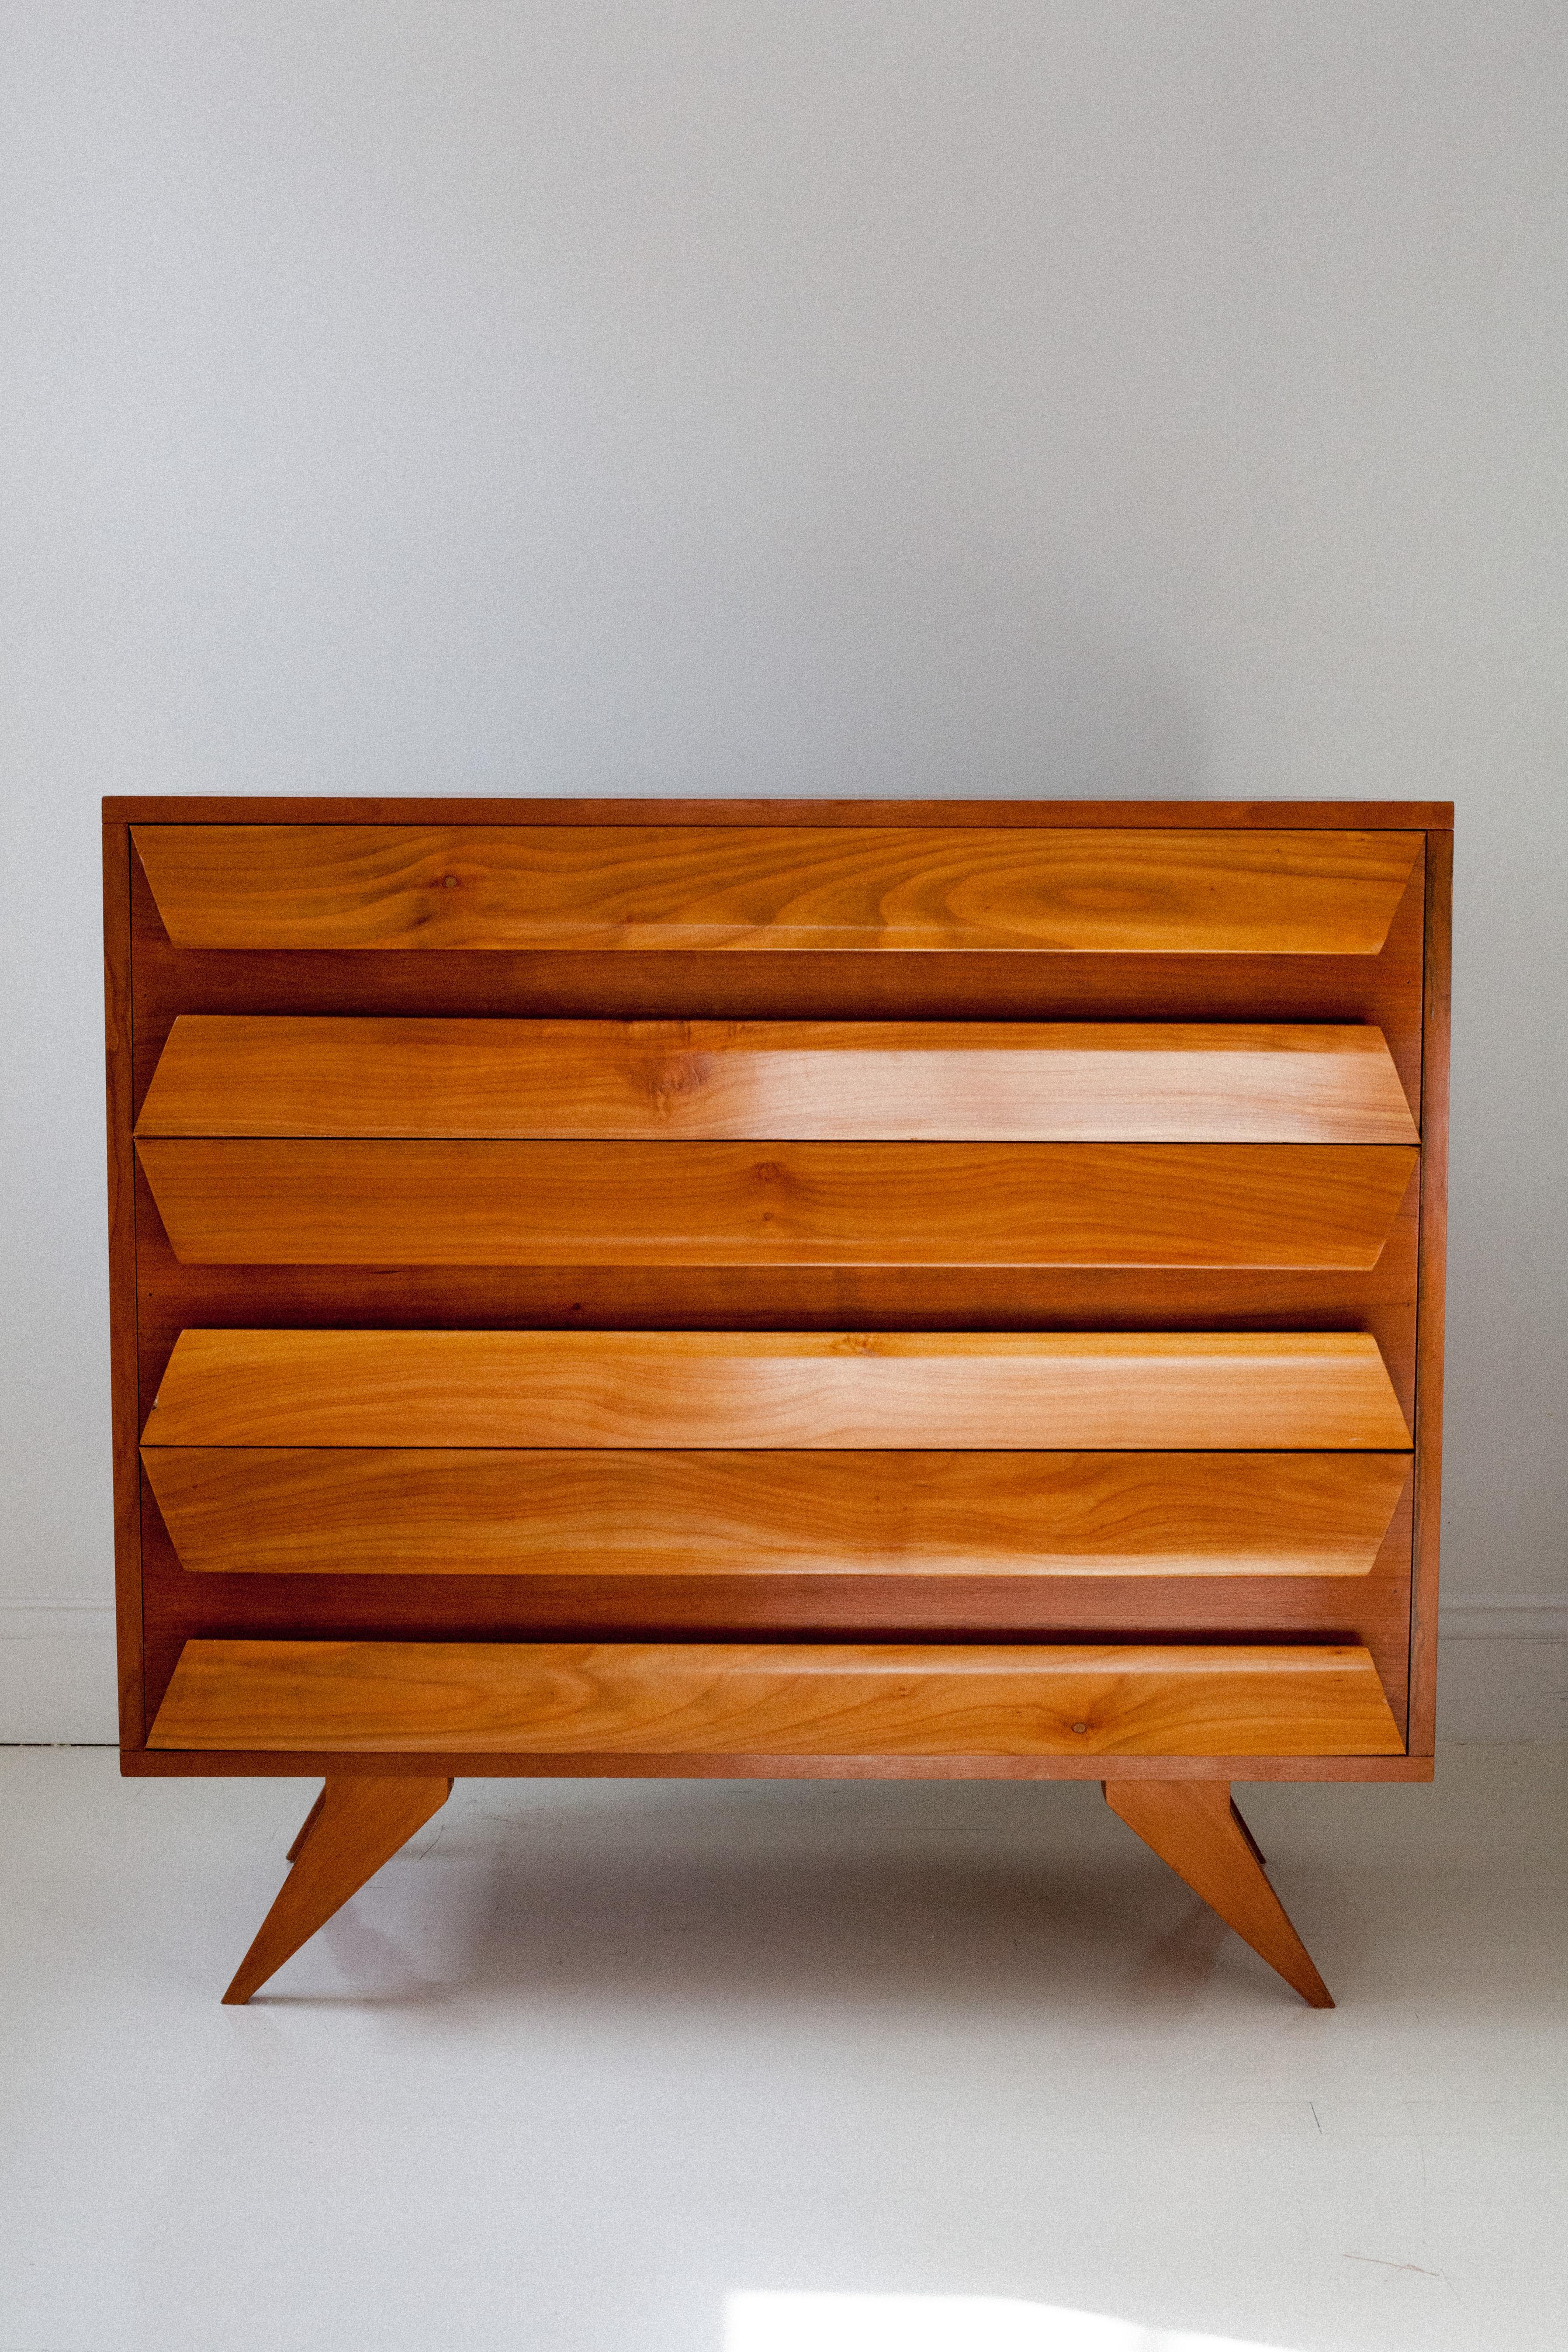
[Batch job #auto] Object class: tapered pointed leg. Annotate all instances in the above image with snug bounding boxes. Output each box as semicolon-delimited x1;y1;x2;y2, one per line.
285;1787;327;1863
223;1775;453;2004
1104;1780;1333;2009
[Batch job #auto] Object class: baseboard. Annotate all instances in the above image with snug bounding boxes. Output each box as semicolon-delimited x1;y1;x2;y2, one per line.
1434;1600;1568;1741
0;1607;118;1742
1438;1598;1568;1641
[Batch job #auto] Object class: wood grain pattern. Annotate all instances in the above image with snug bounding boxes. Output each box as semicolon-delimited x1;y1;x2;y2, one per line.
1104;1780;1333;2006
131;1458;1417;1737
135;1137;1418;1269
142;1329;1413;1451
124;825;1429;1115
136;1015;1420;1143
141;1448;1411;1580
131;825;1423;955
127;1161;1424;1437
148;1638;1406;1757
109;798;1446;1817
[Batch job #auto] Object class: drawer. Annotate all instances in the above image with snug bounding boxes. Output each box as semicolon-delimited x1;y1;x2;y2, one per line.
135;1138;1417;1268
146;1638;1406;1758
134;1009;1419;1269
132;824;1423;955
142;1328;1412;1451
138;1016;1419;1143
142;1329;1412;1592
141;1448;1412;1581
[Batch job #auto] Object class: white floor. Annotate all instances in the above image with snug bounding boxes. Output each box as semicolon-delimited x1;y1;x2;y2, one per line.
3;1746;1566;2352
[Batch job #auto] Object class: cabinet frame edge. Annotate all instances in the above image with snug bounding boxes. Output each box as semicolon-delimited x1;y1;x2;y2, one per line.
104;814;146;1751
103;795;1456;829
1408;825;1453;1753
118;1746;1435;1782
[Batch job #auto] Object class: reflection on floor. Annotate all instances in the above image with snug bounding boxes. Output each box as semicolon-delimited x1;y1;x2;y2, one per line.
2;1744;1565;2352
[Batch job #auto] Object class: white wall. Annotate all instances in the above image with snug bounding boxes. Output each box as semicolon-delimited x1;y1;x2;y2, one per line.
3;2;1565;1737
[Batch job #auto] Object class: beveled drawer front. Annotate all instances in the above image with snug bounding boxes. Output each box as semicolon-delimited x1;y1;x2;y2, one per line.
132;824;1422;954
144;1330;1412;1449
145;1637;1407;1756
142;1448;1411;1578
135;1137;1417;1268
136;1016;1419;1143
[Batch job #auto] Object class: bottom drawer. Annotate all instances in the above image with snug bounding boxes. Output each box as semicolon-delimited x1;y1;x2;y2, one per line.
146;1639;1405;1758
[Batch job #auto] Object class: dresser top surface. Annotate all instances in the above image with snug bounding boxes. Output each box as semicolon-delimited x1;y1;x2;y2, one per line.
104;796;1454;829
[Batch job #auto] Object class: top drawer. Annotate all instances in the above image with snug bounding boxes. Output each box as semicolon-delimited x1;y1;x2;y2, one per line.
132;824;1423;956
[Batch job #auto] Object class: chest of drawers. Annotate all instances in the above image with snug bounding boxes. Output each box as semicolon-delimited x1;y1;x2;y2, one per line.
104;796;1451;2005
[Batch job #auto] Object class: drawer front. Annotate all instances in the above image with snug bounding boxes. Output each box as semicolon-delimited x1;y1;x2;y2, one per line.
132;824;1422;955
146;1638;1406;1759
138;1015;1419;1143
143;1328;1411;1451
135;1015;1418;1268
136;1136;1417;1269
142;1448;1412;1581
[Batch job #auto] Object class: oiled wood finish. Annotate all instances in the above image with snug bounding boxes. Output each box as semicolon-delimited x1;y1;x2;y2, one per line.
142;1448;1412;1580
104;799;1450;1826
132;825;1423;955
142;1329;1413;1451
128;1166;1424;1436
136;1137;1418;1270
1104;1780;1333;2007
222;1774;452;2002
118;817;1430;1766
125;835;1429;1118
149;1639;1406;1758
131;1462;1418;1741
136;1016;1420;1144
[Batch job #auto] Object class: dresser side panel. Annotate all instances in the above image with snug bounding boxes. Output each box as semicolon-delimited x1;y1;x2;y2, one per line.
104;814;145;1749
1409;827;1452;1754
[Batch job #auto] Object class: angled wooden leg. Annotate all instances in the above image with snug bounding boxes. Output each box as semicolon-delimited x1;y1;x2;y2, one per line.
1104;1779;1333;2009
285;1787;327;1862
223;1774;453;2005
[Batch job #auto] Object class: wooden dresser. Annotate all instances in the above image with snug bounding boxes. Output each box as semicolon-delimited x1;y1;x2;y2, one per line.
104;797;1451;2006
